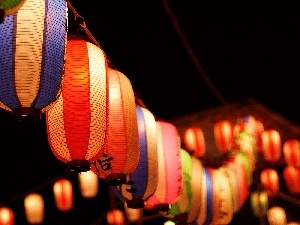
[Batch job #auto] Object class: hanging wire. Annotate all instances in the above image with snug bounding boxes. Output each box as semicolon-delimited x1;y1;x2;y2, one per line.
162;0;228;105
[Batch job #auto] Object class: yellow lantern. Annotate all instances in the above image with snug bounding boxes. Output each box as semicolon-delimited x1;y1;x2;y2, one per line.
267;206;287;225
78;170;99;198
0;207;14;225
53;179;73;211
24;193;44;224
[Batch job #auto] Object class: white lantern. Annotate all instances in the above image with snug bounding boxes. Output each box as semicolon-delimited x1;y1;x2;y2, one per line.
78;170;99;198
24;193;44;224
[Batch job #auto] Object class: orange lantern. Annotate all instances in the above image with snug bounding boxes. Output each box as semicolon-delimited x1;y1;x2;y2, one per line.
261;129;282;162
107;209;125;225
46;36;108;172
267;206;287;225
145;121;182;211
260;168;279;196
214;119;234;153
24;193;44;224
283;139;300;168
53;179;73;211
183;126;206;157
283;166;300;194
78;170;99;198
0;207;14;225
90;67;140;186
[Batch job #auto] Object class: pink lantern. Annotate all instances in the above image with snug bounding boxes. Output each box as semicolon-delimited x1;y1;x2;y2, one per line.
183;126;206;157
283;166;300;194
283;139;300;168
53;179;73;211
260;168;279;196
261;129;282;162
214;119;234;153
0;207;14;225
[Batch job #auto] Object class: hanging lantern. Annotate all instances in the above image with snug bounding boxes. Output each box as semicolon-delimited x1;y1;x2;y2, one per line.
46;36;108;172
112;105;157;208
124;202;143;223
0;207;14;225
78;170;99;198
250;190;269;217
107;209;125;225
260;168;279;196
53;179;73;212
267;206;287;225
145;121;182;211
261;129;282;162
283;166;300;194
90;67;140;186
24;193;44;224
183;126;206;157
0;0;67;121
214;119;234;153
283;139;300;168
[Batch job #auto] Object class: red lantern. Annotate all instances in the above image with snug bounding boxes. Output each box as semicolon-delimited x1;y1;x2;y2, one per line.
214;119;234;153
283;166;300;194
107;209;125;225
260;168;279;196
255;119;264;151
0;207;14;225
283;139;300;168
90;68;140;186
261;129;282;162
46;36;108;172
183;126;206;157
53;179;73;211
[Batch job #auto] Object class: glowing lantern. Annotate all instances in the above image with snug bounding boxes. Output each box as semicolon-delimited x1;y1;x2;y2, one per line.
53;179;73;211
260;168;279;196
112;106;157;208
283;166;300;194
250;190;269;217
46;36;108;172
0;0;26;22
90;67;140;186
283;139;300;168
124;202;143;223
261;129;282;162
24;193;44;224
0;207;14;225
214;119;234;153
107;209;124;225
0;0;67;120
78;170;99;198
145;121;182;211
183;126;206;157
267;206;287;225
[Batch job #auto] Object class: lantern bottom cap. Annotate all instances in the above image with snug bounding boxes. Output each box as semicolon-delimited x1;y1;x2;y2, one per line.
105;173;126;186
67;159;90;173
126;198;144;209
12;107;42;122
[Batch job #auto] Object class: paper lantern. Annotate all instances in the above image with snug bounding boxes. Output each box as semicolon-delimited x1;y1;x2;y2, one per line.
145;121;182;211
112;106;157;208
78;170;99;198
0;0;67;120
46;36;108;172
250;190;269;217
283;166;300;194
53;179;73;211
214;119;234;153
0;0;27;22
267;206;287;225
0;207;14;225
261;129;282;162
183;126;206;157
90;68;140;186
107;209;124;225
24;193;44;224
283;139;300;168
260;168;279;196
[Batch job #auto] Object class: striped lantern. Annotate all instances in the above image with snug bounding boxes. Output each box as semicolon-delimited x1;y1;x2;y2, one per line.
0;0;67;120
0;0;26;22
168;149;193;223
260;168;279;196
46;36;108;172
24;193;44;224
53;179;73;212
90;67;140;186
267;206;287;225
145;121;182;211
78;170;99;198
261;129;282;162
183;126;206;157
112;105;157;208
0;207;14;225
283;139;300;168
186;157;203;224
250;190;269;217
214;119;234;153
283;166;300;194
